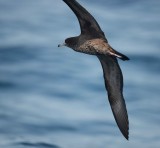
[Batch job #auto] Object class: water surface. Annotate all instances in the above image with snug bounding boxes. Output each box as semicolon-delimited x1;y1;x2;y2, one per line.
0;0;160;148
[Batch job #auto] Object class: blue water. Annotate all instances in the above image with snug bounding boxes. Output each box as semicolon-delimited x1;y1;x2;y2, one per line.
0;0;160;148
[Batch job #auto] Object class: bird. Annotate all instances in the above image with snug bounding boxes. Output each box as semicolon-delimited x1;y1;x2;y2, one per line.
58;0;129;140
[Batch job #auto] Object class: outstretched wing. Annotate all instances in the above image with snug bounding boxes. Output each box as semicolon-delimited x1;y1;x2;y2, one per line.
63;0;105;38
97;54;129;140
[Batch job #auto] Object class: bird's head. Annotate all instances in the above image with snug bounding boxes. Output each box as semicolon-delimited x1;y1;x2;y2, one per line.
58;37;78;49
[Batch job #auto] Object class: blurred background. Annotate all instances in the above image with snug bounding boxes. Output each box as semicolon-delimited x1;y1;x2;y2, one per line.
0;0;160;148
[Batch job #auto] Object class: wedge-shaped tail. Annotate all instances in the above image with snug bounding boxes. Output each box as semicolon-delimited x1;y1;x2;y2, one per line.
109;50;130;61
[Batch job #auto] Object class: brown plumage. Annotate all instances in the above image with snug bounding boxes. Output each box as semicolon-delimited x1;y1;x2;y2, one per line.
58;0;129;140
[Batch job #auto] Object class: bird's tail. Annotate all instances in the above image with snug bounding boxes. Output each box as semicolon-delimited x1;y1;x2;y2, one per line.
112;51;130;61
109;47;130;61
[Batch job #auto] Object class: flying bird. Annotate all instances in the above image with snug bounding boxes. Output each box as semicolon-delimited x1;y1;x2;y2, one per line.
58;0;129;140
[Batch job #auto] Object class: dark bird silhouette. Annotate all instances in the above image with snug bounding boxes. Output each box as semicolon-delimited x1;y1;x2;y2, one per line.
58;0;129;140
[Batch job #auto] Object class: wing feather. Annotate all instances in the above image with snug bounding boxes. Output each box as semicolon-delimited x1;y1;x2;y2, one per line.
63;0;105;38
97;54;129;140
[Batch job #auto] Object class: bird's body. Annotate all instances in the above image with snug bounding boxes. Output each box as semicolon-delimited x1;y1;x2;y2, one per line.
71;38;129;60
59;0;129;140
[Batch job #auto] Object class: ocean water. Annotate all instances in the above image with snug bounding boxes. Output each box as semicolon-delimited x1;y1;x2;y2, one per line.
0;0;160;148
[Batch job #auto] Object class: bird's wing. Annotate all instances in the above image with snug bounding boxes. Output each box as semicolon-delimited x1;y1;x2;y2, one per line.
63;0;105;38
97;54;129;140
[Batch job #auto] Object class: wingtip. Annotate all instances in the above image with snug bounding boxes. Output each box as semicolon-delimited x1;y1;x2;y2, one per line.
109;95;129;140
120;113;129;140
120;122;129;140
126;135;129;141
123;129;129;140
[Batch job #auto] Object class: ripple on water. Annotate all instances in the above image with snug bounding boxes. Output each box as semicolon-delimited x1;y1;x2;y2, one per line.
15;142;60;148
